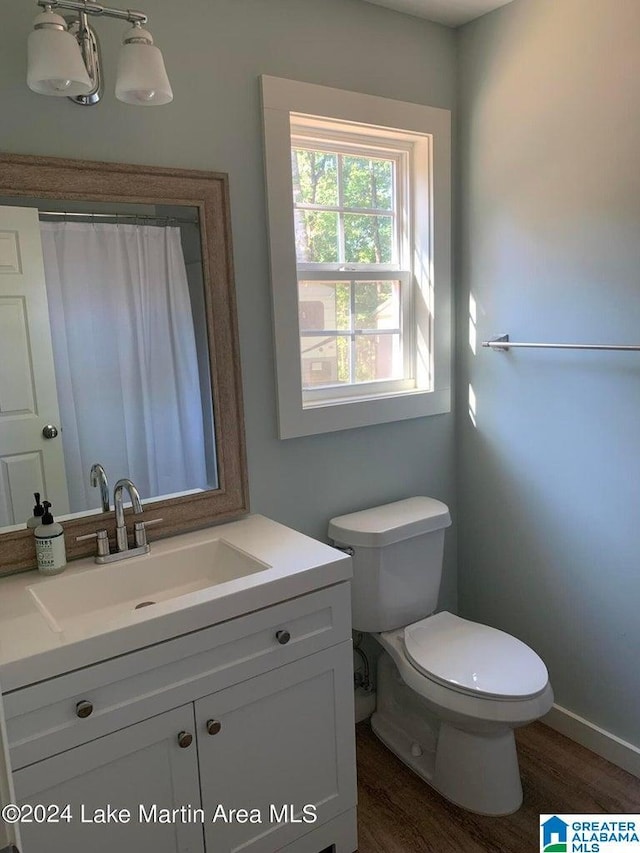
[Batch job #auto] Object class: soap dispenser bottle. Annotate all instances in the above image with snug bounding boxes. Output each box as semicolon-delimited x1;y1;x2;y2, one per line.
34;501;67;575
26;492;45;529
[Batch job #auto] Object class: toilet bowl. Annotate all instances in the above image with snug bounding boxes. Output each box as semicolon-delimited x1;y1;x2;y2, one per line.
373;612;553;814
328;497;554;816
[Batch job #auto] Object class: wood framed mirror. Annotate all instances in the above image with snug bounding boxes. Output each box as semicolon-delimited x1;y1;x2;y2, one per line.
0;152;248;574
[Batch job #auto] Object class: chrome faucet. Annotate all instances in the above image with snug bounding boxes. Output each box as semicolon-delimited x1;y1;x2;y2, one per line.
76;477;162;564
90;463;110;512
113;477;143;552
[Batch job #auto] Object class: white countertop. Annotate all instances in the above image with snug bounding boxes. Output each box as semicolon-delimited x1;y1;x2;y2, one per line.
0;515;352;693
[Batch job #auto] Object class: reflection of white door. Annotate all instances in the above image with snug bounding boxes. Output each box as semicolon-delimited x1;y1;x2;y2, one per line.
0;206;69;527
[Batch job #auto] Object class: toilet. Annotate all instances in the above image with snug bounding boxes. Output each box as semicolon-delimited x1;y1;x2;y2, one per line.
328;496;553;816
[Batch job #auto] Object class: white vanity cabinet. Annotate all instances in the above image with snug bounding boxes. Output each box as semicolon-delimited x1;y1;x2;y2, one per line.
13;704;204;853
3;582;357;853
197;645;355;853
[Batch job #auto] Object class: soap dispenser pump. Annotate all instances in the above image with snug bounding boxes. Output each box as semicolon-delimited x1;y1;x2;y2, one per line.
34;501;67;575
26;492;45;529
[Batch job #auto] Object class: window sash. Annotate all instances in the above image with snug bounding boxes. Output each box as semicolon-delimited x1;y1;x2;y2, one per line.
291;138;406;269
295;204;393;216
301;328;402;338
292;131;412;403
297;268;406;278
298;270;413;403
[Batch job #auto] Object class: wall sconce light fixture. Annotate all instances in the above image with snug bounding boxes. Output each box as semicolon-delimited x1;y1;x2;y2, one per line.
27;0;173;106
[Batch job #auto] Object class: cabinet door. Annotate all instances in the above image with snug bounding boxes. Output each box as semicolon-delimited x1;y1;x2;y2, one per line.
196;641;356;853
13;704;204;853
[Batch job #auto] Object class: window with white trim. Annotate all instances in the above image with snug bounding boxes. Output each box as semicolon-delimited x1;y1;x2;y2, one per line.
262;76;451;439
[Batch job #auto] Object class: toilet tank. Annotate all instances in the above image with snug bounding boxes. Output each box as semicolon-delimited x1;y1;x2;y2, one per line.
328;497;451;633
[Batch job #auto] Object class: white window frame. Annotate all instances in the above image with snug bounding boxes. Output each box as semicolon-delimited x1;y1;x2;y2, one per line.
262;75;451;439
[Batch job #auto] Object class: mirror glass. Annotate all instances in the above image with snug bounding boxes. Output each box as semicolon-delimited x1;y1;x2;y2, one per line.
0;195;219;533
0;153;247;575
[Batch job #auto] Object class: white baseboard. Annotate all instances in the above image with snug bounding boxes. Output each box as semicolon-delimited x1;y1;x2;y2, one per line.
543;704;640;779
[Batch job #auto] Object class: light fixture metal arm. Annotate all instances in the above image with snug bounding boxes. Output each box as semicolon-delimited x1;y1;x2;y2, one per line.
68;9;102;105
38;0;147;25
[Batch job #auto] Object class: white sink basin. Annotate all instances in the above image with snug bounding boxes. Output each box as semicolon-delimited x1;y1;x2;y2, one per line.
28;538;270;634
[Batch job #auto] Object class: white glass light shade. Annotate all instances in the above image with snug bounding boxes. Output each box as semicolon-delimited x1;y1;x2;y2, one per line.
27;11;93;97
115;27;173;106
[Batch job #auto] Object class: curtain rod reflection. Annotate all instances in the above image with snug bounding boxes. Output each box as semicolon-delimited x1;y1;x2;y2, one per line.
39;210;199;225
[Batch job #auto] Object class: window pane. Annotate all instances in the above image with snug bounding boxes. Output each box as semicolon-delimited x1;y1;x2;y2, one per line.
344;214;393;264
342;156;393;211
291;149;338;206
355;334;403;383
298;281;351;331
354;281;400;330
294;210;339;262
300;335;350;387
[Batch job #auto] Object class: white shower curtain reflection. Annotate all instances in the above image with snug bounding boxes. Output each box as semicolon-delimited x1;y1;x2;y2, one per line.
40;221;208;513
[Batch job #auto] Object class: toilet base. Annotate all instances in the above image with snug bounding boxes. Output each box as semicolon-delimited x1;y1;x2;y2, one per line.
371;711;438;784
433;722;522;815
372;651;523;816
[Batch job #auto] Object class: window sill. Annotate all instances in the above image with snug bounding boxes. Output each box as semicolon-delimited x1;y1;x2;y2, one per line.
279;386;451;439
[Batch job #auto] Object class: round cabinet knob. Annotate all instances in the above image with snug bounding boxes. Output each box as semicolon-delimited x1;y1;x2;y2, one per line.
206;719;221;736
75;700;93;719
177;731;193;749
276;629;291;645
42;424;59;439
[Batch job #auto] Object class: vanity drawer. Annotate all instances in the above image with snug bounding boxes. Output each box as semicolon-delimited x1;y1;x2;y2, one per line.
5;582;351;769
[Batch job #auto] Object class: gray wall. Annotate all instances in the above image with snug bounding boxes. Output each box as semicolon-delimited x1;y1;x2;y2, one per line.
457;0;640;744
2;0;457;606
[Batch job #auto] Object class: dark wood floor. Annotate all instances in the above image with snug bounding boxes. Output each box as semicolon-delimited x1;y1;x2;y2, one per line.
356;721;640;852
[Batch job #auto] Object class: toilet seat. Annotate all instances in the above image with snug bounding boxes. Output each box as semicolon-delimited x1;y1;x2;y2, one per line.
403;612;549;700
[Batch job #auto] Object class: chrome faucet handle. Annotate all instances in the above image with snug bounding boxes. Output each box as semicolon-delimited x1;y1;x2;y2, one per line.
133;518;163;548
76;529;110;558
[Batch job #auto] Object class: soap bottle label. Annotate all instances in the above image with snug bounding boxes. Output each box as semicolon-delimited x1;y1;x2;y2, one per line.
35;532;66;575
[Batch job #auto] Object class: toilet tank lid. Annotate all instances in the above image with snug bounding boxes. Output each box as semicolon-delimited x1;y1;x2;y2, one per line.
328;496;451;547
